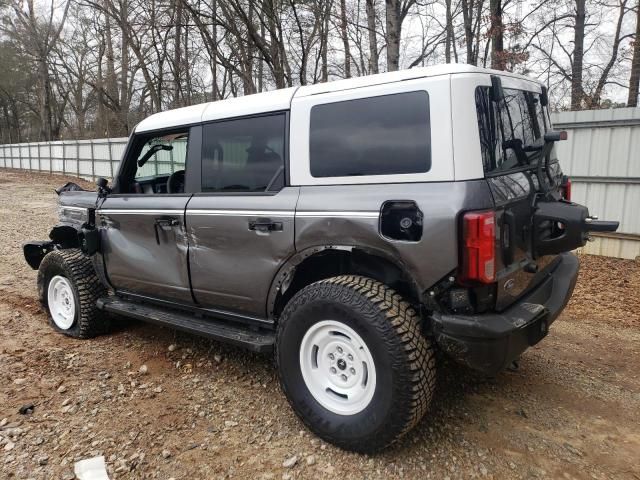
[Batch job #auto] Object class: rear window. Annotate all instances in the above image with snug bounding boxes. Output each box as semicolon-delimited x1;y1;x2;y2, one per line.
309;91;431;178
476;86;551;176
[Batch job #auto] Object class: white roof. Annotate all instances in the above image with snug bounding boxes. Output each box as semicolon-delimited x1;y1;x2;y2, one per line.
135;64;542;133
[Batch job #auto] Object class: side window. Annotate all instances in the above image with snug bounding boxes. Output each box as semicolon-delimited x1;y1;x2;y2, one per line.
309;91;431;178
135;133;188;179
123;130;189;194
202;113;286;192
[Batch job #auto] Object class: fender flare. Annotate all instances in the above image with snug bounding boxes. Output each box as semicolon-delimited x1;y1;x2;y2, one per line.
266;244;424;318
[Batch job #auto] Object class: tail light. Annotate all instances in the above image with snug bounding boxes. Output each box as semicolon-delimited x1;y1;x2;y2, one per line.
460;210;496;284
561;176;572;201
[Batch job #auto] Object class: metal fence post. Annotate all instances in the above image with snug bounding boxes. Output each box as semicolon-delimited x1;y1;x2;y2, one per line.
90;139;95;181
49;142;53;174
77;140;80;177
108;139;114;179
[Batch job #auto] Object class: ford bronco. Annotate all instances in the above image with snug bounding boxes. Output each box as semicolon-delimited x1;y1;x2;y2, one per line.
23;64;618;452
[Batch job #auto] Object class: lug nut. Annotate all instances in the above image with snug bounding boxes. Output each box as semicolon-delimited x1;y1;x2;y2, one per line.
328;353;335;360
337;346;343;354
350;368;356;374
347;354;353;361
341;374;347;381
330;367;337;374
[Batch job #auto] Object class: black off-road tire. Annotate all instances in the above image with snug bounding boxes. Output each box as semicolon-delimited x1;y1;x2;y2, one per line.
276;275;436;453
37;249;110;338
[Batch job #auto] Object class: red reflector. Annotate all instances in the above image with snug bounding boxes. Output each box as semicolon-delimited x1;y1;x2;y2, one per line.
559;130;568;141
461;210;496;284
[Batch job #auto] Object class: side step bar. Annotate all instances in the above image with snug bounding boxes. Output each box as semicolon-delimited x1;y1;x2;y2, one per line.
96;297;275;353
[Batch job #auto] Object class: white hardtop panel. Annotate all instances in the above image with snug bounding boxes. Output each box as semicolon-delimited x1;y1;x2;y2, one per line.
450;73;543;182
201;86;298;122
135;103;209;133
294;64;541;98
289;75;454;186
135;65;541;133
136;87;298;133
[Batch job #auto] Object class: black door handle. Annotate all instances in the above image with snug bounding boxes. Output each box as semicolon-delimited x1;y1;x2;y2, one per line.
248;220;283;233
154;217;180;244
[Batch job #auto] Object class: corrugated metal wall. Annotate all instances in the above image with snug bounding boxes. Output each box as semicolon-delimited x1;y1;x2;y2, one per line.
1;107;638;259
552;107;640;259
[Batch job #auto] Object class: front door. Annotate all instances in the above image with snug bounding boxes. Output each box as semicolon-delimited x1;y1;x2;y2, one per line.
186;112;298;317
98;127;198;303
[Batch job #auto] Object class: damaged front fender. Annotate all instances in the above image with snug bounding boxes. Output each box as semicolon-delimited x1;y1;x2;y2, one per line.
23;223;101;270
23;241;55;270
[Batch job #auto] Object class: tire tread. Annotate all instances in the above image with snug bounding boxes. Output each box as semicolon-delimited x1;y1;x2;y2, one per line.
38;249;109;338
276;275;436;452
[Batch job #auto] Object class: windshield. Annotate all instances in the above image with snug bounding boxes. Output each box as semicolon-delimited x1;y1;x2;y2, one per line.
476;86;553;175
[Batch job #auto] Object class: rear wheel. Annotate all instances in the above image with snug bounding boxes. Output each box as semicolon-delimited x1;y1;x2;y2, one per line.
276;275;436;452
37;249;110;338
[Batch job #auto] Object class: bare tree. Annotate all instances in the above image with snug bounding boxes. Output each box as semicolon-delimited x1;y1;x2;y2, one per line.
5;0;70;140
571;0;586;109
628;0;640;106
365;0;379;73
489;0;504;69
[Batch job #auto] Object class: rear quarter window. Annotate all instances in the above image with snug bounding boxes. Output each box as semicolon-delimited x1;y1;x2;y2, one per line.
476;86;554;176
309;91;431;178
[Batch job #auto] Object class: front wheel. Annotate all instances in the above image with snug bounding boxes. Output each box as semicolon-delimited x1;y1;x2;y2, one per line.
276;275;436;452
37;249;110;338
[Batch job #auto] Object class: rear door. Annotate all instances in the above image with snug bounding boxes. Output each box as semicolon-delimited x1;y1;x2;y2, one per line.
186;112;299;318
474;80;565;310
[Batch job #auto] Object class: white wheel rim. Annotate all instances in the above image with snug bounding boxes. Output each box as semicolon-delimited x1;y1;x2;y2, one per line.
48;275;76;330
299;320;377;415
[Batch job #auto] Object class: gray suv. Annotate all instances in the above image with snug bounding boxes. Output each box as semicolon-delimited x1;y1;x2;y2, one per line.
24;65;618;452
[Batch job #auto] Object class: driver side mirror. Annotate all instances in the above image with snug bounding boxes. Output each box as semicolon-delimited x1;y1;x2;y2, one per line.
96;177;111;195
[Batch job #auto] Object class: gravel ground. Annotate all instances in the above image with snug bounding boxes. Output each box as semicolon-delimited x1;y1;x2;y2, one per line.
1;168;639;480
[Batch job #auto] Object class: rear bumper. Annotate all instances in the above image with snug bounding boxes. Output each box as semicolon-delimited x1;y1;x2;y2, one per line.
431;252;579;375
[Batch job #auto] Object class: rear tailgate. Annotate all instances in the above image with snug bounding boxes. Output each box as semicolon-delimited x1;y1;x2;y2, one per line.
475;82;566;311
488;171;562;310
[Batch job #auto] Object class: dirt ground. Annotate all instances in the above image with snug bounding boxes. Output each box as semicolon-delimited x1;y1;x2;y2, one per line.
1;168;639;480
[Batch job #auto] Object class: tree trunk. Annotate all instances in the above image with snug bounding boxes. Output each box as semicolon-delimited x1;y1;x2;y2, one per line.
174;0;183;107
340;0;352;77
39;58;53;141
628;0;640;107
321;0;330;82
104;11;118;135
490;0;504;70
461;0;476;65
445;0;453;63
366;0;379;73
571;0;586;110
119;2;130;134
258;19;264;92
212;0;219;100
385;0;401;71
1;102;13;143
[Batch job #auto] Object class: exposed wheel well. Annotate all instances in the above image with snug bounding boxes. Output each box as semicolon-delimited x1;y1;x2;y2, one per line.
272;248;421;317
